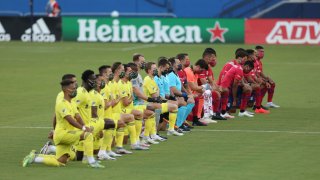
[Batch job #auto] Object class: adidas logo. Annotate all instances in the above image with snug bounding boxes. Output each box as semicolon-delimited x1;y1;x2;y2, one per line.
21;18;56;42
0;22;11;41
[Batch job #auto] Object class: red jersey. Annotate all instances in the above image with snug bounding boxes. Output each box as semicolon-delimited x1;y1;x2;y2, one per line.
177;70;187;86
217;59;240;85
255;58;263;76
220;66;243;88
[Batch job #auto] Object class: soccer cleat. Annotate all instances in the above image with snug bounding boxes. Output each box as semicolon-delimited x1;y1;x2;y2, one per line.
151;134;167;142
199;117;216;124
88;161;105;168
39;141;53;154
179;125;191;132
157;134;168;140
175;128;184;134
143;137;160;145
192;120;207;126
245;111;255;115
22;150;36;167
167;130;184;136
238;111;254;117
266;102;280;108
183;121;194;129
131;144;149;150
212;114;227;120
116;147;133;154
107;150;122;157
97;152;116;160
221;113;235;119
139;141;150;147
255;108;270;114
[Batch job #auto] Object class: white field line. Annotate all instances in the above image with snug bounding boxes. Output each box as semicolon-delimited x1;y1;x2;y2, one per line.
1;126;320;134
192;129;320;134
121;44;158;51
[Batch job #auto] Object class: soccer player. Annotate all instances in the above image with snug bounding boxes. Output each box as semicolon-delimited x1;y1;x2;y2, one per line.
131;54;164;144
118;64;149;150
245;49;270;114
167;57;195;131
200;48;225;120
111;62;138;154
184;59;210;126
97;65;121;159
143;62;181;136
219;61;255;118
154;58;185;135
22;79;104;168
255;45;280;108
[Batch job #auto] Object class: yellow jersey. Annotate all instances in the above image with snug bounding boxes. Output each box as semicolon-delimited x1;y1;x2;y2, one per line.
73;87;91;125
56;91;79;114
143;76;159;98
118;80;133;112
109;80;121;113
101;83;113;119
89;89;105;120
55;99;77;131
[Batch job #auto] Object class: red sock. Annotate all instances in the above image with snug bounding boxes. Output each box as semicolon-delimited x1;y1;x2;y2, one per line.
255;87;262;108
240;92;251;111
192;95;200;119
221;91;229;111
261;87;267;103
212;91;221;113
268;83;275;102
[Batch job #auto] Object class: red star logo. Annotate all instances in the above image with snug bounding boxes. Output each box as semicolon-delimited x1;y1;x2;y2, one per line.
207;22;229;43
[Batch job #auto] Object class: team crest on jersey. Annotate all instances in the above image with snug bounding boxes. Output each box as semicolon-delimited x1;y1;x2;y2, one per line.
85;104;89;109
62;108;66;113
99;104;102;109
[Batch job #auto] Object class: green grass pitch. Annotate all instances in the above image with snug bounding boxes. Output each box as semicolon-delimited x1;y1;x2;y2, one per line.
0;42;320;180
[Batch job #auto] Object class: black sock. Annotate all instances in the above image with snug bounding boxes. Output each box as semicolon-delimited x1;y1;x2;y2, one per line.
240;110;245;113
221;110;226;114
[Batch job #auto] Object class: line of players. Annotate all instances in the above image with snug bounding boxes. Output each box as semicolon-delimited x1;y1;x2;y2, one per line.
22;45;279;168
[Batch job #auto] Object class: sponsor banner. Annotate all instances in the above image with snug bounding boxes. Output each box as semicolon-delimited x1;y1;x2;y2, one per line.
245;19;320;45
62;17;244;43
0;17;61;42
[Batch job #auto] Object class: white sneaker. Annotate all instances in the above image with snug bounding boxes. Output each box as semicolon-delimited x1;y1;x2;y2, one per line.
238;111;254;117
167;130;184;136
39;141;51;154
97;152;116;160
151;134;167;142
143;137;159;145
266;102;280;108
138;141;150;147
131;144;149;150
245;110;255;115
221;113;235;119
199;117;213;124
107;150;122;157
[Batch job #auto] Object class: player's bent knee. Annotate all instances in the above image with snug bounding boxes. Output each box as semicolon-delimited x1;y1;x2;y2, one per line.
104;119;115;129
117;120;126;128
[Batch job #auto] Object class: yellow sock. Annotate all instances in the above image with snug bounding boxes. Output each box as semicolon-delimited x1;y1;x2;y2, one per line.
144;117;153;137
37;154;62;167
150;116;157;135
168;111;178;131
124;126;129;136
83;133;94;157
101;129;114;151
135;119;143;141
127;121;137;145
115;127;124;147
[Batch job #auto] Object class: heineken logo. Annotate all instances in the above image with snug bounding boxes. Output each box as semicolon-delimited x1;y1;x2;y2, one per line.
77;19;203;43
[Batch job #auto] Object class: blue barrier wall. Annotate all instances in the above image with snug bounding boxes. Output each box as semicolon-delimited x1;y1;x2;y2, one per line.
0;0;319;18
0;0;269;17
